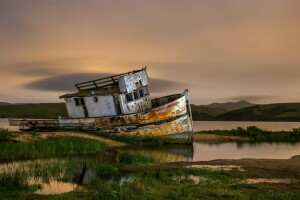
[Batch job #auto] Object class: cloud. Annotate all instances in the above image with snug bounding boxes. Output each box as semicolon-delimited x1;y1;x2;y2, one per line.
3;57;84;76
24;73;187;94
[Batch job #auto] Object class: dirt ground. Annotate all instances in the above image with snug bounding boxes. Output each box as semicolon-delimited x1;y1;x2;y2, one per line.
11;131;126;147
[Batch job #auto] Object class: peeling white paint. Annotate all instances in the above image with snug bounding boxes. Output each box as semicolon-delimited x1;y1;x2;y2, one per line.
118;70;150;93
119;95;152;114
84;95;117;117
65;98;85;118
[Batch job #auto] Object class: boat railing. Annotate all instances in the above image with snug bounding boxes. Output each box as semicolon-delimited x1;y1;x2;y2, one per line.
75;68;146;91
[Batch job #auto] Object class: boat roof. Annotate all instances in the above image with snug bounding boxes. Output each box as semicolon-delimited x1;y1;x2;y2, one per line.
59;67;146;99
59;86;120;98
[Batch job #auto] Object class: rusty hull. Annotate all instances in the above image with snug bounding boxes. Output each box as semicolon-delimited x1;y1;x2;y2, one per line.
9;90;194;143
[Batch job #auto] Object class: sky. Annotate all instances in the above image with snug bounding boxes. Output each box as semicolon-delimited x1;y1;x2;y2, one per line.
0;0;300;104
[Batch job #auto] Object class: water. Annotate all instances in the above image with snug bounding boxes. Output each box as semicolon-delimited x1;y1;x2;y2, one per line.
2;118;300;132
192;142;300;161
120;142;300;162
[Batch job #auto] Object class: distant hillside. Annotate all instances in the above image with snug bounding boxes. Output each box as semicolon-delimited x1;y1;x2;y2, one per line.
215;103;300;122
0;102;11;106
191;101;256;120
0;103;67;119
204;101;256;111
191;105;226;120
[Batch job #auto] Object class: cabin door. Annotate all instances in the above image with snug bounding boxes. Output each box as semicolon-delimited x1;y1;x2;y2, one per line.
113;95;122;115
79;98;89;118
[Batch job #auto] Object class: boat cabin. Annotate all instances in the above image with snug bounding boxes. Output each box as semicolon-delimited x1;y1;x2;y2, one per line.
59;68;152;118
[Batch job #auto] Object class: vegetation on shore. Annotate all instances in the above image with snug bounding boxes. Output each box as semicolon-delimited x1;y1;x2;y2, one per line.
0;130;299;199
198;126;300;142
6;167;298;200
0;133;107;162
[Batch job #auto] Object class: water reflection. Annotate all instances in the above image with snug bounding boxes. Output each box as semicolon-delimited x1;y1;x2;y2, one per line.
193;142;300;161
116;142;300;162
117;144;194;162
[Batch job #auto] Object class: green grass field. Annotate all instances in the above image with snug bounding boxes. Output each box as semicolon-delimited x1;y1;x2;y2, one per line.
0;103;67;119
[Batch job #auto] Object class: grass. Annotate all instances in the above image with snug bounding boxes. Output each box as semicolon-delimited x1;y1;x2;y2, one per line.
0;128;12;142
84;168;300;200
116;152;155;166
0;155;299;200
0;170;41;199
200;126;300;142
0;136;107;162
0;103;67;119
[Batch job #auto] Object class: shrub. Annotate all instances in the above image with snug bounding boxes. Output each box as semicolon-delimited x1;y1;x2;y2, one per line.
117;153;155;166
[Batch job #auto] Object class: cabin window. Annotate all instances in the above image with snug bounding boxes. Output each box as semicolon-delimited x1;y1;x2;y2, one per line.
80;98;85;105
126;93;133;102
74;98;80;106
74;97;85;106
139;89;144;98
93;96;98;102
133;91;139;100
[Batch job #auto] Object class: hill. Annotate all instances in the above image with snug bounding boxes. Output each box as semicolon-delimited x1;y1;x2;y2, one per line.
204;101;256;111
0;102;11;106
0;103;67;119
191;101;256;120
215;103;300;121
191;105;226;120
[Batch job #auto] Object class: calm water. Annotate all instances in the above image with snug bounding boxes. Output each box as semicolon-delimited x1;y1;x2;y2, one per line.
2;118;300;132
120;142;300;162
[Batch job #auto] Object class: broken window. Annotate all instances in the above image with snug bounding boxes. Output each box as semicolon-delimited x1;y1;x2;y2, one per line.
126;93;133;102
139;89;144;98
74;97;85;106
80;98;85;106
133;91;139;100
74;98;80;106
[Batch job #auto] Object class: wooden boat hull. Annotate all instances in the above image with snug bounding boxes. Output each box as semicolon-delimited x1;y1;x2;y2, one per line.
9;90;194;143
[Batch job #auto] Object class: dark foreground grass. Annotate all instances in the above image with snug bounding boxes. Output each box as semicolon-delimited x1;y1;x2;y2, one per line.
0;128;15;142
51;168;299;200
1;160;299;200
200;126;300;142
0;136;107;162
116;152;155;166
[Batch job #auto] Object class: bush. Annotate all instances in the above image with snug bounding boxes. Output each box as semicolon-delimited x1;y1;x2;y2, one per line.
117;153;155;166
0;128;10;142
96;164;118;176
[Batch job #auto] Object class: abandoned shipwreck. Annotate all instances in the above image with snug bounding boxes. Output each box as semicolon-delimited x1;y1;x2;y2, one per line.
10;68;194;142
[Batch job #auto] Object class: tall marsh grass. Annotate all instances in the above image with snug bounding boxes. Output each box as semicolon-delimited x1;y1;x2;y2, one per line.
0;137;107;162
0;128;11;142
117;152;155;166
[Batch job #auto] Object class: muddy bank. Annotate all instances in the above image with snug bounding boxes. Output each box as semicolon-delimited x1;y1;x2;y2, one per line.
122;155;300;189
9;131;126;147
